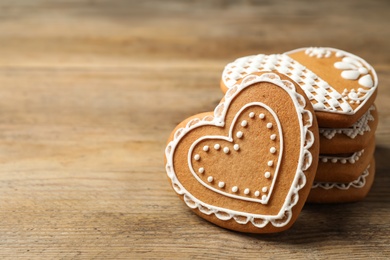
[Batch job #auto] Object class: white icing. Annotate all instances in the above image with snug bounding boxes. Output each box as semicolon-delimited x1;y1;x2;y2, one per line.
207;176;214;183
218;182;225;188
232;186;238;193
233;144;240;151
249;112;255;118
312;165;370;190
241;120;248;127
267;123;273;129
319;149;364;165
270;134;276;140
254;191;260;197
319;105;375;139
188;101;284;205
334;54;374;88
270;147;276;154
194;154;200;161
359;74;373;88
341;70;360;80
305;47;332;58
244;188;250;195
236;131;243;138
199;168;204;174
222;47;378;116
262;187;268;193
259;113;265;119
203;146;209;152
165;73;315;229
214;144;220;150
264;172;271;179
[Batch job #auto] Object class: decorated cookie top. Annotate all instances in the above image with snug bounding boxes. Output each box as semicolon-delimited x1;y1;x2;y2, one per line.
221;47;378;127
165;72;319;233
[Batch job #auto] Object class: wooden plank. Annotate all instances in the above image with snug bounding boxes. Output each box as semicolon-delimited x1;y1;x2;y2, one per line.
0;0;389;258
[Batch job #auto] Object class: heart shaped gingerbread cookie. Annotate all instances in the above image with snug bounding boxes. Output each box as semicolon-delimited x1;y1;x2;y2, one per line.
165;72;319;233
221;47;378;128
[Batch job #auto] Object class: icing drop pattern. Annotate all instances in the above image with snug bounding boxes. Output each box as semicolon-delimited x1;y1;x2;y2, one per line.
319;105;375;139
189;104;283;205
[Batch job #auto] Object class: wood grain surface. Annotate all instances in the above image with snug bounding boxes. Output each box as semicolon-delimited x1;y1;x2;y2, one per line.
0;0;389;259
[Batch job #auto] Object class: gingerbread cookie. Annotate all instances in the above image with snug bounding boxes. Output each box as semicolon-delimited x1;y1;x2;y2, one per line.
316;137;375;183
165;72;319;233
308;159;375;203
319;105;377;154
221;47;378;128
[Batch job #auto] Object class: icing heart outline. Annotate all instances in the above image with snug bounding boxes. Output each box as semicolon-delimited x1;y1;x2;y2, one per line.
188;102;283;204
165;73;315;228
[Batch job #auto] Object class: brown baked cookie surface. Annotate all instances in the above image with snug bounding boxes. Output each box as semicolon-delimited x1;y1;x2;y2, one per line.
220;47;378;128
308;158;375;203
165;72;319;233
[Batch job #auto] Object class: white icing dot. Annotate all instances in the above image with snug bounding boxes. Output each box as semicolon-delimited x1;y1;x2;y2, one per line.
321;158;328;163
214;144;220;150
267;123;273;129
207;176;213;182
336;51;344;58
203;146;209;152
233;144;240;151
198;167;205;174
341;70;360;80
223;147;230;154
350;92;358;99
341;159;347;164
262;195;267;201
254;191;260;197
359;67;368;74
249;112;255;118
264;172;271;178
244;188;250;195
236;131;243;138
331;158;337;163
241;120;248;127
270;134;276;140
218;182;225;188
232;186;238;193
268;160;274;167
262;187;268;193
270;147;276;154
359;74;374;88
259;113;265;119
194;154;200;161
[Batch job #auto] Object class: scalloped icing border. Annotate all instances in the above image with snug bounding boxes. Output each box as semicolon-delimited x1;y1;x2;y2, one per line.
165;73;315;229
319;105;375;140
312;164;370;190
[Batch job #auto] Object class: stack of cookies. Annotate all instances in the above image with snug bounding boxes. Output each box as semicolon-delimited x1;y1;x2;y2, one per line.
164;47;378;233
220;47;378;204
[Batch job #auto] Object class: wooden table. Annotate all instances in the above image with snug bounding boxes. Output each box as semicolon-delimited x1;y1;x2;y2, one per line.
0;1;389;258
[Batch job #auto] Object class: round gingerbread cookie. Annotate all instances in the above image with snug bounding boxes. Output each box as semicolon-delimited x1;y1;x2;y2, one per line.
319;105;377;154
165;72;319;233
220;47;378;128
315;137;375;183
308;158;375;203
